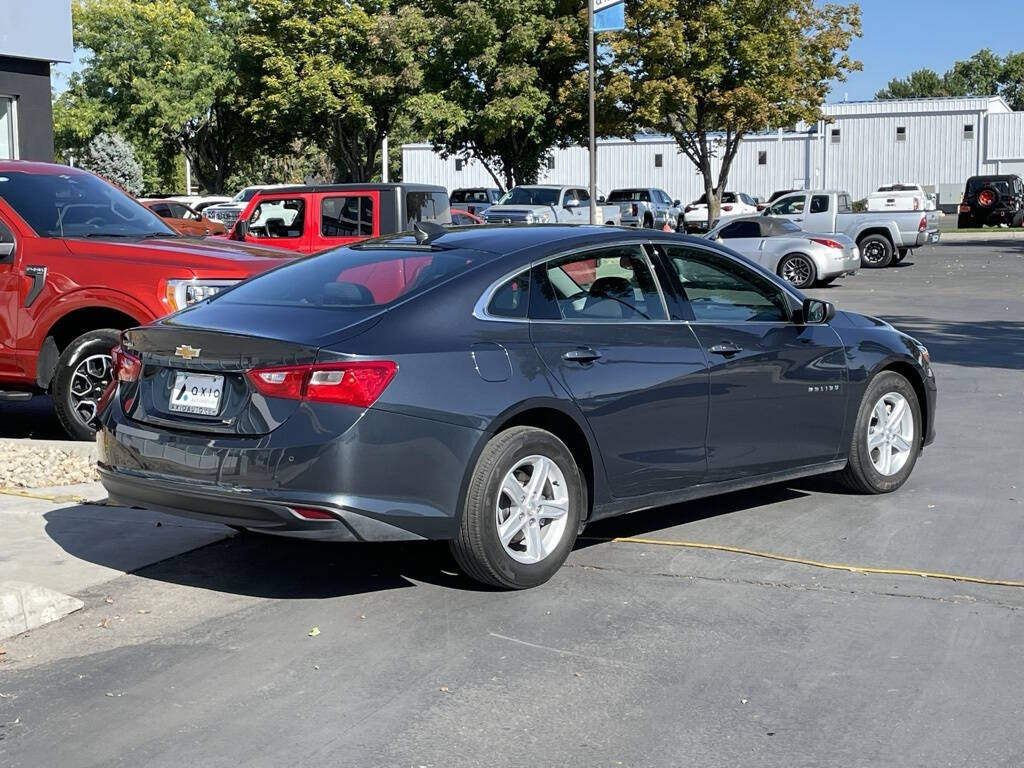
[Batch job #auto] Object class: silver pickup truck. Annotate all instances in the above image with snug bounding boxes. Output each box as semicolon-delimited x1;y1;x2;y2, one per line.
762;189;941;267
607;187;683;229
482;185;621;225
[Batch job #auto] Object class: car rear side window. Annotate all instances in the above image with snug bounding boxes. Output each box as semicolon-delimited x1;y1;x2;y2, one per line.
810;195;830;213
486;270;530;319
406;191;450;227
718;220;760;239
248;198;305;239
541;246;667;321
662;245;790;323
321;195;373;237
217;246;490;309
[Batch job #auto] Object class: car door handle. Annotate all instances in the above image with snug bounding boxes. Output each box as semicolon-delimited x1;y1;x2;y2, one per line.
708;343;743;356
562;347;602;364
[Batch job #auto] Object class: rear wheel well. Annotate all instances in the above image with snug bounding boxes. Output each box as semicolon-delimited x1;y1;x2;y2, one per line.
878;361;929;444
856;228;894;248
492;408;595;520
38;308;140;389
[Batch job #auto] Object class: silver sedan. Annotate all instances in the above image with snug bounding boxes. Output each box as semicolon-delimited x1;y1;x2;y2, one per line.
705;216;860;288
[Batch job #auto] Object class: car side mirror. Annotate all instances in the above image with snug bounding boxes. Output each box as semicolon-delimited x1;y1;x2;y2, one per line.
563;200;579;209
673;200;681;207
597;195;606;204
230;219;248;241
800;298;835;325
0;241;14;261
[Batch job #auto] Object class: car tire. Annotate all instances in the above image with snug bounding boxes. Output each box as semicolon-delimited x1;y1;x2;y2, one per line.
1013;211;1024;228
450;426;585;589
957;213;975;229
858;234;893;268
834;371;922;494
643;214;654;229
676;215;686;232
53;328;121;441
976;185;1000;210
777;253;817;289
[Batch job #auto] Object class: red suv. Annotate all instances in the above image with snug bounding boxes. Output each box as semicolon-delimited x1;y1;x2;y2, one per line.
227;183;451;253
0;161;294;439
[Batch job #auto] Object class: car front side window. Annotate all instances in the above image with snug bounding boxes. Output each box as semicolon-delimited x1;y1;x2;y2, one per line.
541;245;667;321
769;196;805;216
248;198;306;239
661;245;790;323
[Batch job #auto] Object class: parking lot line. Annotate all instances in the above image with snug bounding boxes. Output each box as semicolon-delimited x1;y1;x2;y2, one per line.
581;536;1024;589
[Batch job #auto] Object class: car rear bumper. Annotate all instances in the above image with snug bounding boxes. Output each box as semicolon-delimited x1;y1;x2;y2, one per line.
818;247;861;279
97;401;483;541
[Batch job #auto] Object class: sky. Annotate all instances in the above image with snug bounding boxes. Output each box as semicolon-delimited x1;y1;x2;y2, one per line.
54;1;1024;102
830;0;1024;102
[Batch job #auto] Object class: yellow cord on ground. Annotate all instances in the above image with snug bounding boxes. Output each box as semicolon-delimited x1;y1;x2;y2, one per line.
587;536;1024;589
0;487;89;503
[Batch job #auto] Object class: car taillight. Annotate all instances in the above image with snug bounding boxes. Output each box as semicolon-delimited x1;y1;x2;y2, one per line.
112;345;142;382
721;205;733;212
631;203;638;216
810;237;844;250
959;203;970;213
246;361;397;407
918;215;927;232
913;199;920;210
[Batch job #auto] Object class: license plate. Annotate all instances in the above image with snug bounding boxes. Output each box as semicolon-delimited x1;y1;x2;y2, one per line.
168;372;224;416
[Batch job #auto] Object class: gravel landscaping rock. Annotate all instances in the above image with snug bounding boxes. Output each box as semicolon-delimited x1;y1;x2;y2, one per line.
0;443;98;488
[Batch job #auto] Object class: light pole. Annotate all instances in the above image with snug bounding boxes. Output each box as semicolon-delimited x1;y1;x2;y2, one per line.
587;0;597;225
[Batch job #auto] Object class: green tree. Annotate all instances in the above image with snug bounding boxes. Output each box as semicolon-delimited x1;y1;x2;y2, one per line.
411;0;587;189
241;0;432;183
78;132;145;196
55;0;252;193
943;49;1003;98
875;69;948;100
611;0;861;226
999;52;1024;111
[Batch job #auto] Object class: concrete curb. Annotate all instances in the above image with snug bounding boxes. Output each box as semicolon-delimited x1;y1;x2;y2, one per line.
0;580;84;640
0;437;98;461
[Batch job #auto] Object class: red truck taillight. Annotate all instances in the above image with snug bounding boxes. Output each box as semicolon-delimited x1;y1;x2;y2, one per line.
918;215;927;232
631;203;638;216
246;361;397;407
112;345;142;382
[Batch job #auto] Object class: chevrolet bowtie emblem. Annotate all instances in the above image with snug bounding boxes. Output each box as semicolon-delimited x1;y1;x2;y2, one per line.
174;345;201;360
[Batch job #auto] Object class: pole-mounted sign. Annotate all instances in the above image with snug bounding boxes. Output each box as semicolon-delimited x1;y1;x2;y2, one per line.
587;0;625;224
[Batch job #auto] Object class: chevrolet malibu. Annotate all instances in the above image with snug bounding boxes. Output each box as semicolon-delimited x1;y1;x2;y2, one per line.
97;225;936;589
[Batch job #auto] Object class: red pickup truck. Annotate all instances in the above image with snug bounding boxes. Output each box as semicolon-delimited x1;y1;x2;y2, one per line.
227;183;451;253
0;161;294;439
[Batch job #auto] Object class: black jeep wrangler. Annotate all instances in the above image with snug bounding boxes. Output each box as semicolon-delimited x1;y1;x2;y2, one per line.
958;174;1024;228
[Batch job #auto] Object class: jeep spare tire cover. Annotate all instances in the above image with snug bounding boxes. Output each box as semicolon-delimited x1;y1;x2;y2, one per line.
977;186;1000;208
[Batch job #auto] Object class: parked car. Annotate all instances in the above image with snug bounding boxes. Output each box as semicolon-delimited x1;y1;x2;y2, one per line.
706;216;859;288
227;183;451;253
203;184;293;228
683;191;758;232
763;189;940;268
140;198;227;236
757;189;800;211
867;184;936;213
957;175;1024;229
0;161;296;439
606;188;682;229
97;225;936;589
176;195;233;214
483;185;621;225
450;208;484;225
449;188;502;217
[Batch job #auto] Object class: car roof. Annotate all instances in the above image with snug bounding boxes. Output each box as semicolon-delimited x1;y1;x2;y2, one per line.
0;160;89;175
251;183;447;195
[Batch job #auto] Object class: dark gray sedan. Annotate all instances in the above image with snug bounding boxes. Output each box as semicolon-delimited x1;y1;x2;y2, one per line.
97;225;936;589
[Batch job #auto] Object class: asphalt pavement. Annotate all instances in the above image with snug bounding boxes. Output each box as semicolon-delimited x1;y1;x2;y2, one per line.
1;239;1023;767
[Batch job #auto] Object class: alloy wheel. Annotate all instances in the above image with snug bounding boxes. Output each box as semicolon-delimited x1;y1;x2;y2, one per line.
866;392;915;476
495;455;570;564
781;256;813;286
69;353;112;429
862;241;886;264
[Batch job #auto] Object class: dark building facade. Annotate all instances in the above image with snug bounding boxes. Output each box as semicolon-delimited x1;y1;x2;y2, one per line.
0;1;73;162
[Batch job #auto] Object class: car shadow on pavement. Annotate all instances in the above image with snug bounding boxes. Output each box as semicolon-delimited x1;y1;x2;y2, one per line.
879;315;1024;370
42;504;487;597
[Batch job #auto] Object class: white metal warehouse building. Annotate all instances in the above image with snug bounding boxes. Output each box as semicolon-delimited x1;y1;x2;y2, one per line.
401;97;1024;207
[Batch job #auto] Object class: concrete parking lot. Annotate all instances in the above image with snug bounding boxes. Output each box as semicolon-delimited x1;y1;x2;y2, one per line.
1;239;1022;767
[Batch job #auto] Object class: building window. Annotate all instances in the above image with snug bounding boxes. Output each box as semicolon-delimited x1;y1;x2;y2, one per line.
830;128;841;143
654;153;663;168
546;155;555;171
0;97;16;160
758;151;767;166
964;124;975;140
896;126;906;142
455;158;464;172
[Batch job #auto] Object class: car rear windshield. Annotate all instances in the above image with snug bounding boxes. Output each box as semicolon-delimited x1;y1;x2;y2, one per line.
497;187;560;206
607;189;651;202
966;178;1015;196
0;171;174;238
450;189;492;203
693;192;738;204
216;246;492;309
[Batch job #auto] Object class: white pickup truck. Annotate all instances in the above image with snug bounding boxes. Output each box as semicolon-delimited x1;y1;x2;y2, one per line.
482;185;621;225
762;189;941;268
866;184;936;212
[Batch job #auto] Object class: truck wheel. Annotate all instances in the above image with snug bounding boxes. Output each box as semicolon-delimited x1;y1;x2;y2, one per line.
53;329;121;441
859;234;893;268
957;213;976;229
643;213;654;229
676;215;686;232
450;426;584;589
1013;211;1024;228
777;253;817;289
